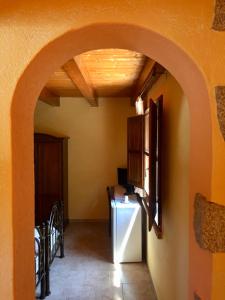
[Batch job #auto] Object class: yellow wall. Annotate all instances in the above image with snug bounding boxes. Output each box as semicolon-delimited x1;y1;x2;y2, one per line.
147;73;190;300
34;97;135;220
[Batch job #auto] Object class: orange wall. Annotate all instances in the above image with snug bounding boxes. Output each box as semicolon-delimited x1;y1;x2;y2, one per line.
0;1;224;299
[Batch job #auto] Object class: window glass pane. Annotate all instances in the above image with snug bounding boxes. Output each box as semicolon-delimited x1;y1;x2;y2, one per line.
144;112;149;153
154;202;159;225
144;154;149;195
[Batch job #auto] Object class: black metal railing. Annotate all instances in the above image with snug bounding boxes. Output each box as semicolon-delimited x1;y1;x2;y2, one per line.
35;201;64;299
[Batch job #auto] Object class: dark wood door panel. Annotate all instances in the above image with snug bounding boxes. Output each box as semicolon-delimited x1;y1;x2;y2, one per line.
128;152;143;187
37;142;62;197
127;115;144;188
128;116;144;151
34;133;68;225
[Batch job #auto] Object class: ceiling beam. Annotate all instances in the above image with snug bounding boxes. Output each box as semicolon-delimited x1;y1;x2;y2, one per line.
39;87;60;106
131;59;165;106
62;58;98;107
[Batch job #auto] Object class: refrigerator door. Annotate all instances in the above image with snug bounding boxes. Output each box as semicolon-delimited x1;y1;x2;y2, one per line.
112;199;142;263
111;199;117;263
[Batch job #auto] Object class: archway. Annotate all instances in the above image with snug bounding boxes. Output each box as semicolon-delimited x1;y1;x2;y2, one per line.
10;23;212;299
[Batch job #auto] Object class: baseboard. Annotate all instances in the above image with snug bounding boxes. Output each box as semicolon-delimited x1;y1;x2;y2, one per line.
69;218;108;223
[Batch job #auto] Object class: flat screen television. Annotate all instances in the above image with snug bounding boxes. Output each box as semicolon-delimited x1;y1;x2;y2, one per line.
117;168;127;185
117;168;134;194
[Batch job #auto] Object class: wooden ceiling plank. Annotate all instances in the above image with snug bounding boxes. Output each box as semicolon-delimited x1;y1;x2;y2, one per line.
39;87;60;106
131;59;165;106
43;49;149;99
78;49;146;97
62;58;98;107
131;58;155;105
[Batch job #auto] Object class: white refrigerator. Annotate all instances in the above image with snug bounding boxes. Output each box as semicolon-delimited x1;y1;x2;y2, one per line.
111;197;142;263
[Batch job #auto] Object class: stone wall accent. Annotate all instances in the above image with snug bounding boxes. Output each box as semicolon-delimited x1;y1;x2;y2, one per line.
215;86;225;140
194;193;225;253
212;0;225;31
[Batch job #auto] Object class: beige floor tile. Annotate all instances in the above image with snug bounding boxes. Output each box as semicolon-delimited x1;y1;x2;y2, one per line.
36;223;156;300
122;282;157;300
109;267;151;285
96;285;123;300
64;283;97;300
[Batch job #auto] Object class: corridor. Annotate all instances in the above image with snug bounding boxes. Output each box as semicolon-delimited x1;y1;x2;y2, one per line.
42;222;157;300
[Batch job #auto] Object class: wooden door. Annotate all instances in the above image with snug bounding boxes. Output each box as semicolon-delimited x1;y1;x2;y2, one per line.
127;115;144;188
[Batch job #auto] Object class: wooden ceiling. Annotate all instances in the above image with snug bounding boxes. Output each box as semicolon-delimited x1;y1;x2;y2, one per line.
39;49;165;107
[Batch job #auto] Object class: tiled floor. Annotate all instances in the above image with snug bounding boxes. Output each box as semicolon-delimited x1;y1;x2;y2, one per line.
37;222;157;300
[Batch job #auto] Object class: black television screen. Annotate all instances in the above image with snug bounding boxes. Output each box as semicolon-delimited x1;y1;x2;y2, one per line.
117;168;127;185
117;168;134;194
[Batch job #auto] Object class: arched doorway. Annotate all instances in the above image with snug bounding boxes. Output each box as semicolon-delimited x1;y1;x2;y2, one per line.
10;23;212;299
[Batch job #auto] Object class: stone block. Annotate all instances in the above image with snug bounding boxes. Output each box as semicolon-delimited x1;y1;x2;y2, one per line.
215;86;225;140
212;0;225;31
194;193;225;253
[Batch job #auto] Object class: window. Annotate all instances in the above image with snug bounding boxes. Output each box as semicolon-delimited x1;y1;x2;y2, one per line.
144;96;163;238
127;96;163;238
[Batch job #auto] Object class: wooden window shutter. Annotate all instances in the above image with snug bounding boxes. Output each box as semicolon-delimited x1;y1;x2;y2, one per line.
127;115;144;188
